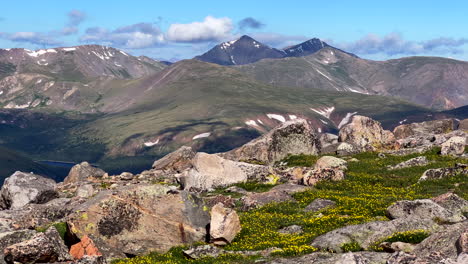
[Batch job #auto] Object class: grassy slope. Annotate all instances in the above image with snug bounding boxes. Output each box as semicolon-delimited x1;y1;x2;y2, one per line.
77;60;429;157
113;147;468;263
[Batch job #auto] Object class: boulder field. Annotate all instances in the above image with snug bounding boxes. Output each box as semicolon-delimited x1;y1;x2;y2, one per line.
0;117;467;263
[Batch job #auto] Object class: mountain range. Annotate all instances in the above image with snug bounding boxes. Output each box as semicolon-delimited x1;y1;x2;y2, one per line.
0;35;467;177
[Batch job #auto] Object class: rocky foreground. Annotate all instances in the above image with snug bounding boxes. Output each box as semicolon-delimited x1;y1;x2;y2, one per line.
0;116;467;264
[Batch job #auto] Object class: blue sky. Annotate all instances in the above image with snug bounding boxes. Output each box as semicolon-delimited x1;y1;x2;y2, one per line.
1;0;467;61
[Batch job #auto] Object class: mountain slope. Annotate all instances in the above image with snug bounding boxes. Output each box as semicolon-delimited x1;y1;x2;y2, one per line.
0;146;69;185
238;47;468;110
0;45;166;113
74;59;430;159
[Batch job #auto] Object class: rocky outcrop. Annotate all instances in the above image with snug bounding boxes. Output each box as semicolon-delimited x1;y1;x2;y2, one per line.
386;156;429;170
441;136;466;156
431;192;468;218
459;119;468;131
0;199;72;234
69;235;102;260
319;133;339;154
152;146;196;172
419;163;468;182
336;142;360;156
0;230;37;264
209;203;241;245
386;199;466;224
0;171;58;210
304;198;336;212
310;217;438;253
179;152;270;191
64;162;106;185
303;168;345;186
412;221;468;261
3;227;71;264
269;252;391;264
222;119;320;164
314;156;347;171
338;115;395;151
393;119;456;139
241;189;295;210
278;225;303;234
66;184;210;258
457;230;468;254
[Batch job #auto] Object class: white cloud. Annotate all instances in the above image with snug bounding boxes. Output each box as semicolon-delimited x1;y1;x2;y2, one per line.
336;33;468;56
166;16;233;43
80;23;165;49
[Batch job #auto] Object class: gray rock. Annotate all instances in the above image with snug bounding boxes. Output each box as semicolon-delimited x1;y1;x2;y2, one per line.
183;244;224;259
314;156;348;171
310;218;439;253
431;192;468;218
209;203;241;245
222;119;321;164
225;186;248;194
72;255;106;264
413;221;468;261
118;172;134;181
66;184;210;258
241;190;294;210
269;252;391;264
385;146;432;156
459;119;468;131
456;229;468;255
339;115;395;151
380;241;415;253
336;142;361;156
441;136;466;156
320;133;339;154
278;225;303;234
303;168;345;186
419;164;468;182
76;184;95;198
0;230;37;264
64;162;105;185
387;156;429;170
179;152;270;191
270;183;311;194
393;119;456;139
304;198;336;212
152;146;196;172
386;199;466;223
0;171;58;210
4;227;72;264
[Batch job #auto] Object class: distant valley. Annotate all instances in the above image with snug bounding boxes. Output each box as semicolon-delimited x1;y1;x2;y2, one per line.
1;35;468;180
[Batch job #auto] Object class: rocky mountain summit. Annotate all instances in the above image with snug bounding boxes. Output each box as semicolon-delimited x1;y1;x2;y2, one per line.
0;116;467;263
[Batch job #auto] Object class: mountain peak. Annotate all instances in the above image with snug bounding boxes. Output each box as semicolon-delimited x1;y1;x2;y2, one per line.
195;36;284;66
283;38;329;57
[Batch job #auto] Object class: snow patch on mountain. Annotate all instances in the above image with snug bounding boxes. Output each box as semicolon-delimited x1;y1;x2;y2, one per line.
289;115;297;120
62;47;76;52
267;114;286;123
348;88;369;94
315;69;332;81
245;120;259;127
144;138;160;147
27;49;57;57
4;101;31;109
311;106;335;118
338;112;358;128
193;132;211;140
